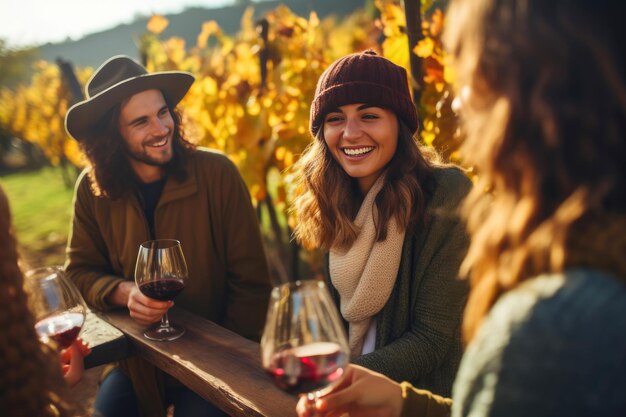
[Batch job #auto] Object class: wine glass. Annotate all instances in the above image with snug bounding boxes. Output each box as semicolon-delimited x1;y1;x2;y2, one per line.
135;239;188;341
261;280;350;401
23;266;87;350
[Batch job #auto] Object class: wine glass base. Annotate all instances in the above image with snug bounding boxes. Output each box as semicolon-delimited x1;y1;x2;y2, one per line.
143;324;185;341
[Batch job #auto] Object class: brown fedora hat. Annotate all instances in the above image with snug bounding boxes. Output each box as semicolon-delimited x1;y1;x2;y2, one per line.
65;55;195;141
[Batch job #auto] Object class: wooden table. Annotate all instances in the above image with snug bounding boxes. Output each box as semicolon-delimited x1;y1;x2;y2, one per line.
80;310;130;369
87;307;297;417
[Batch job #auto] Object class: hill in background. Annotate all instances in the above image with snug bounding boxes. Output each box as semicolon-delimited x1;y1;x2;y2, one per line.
38;0;368;69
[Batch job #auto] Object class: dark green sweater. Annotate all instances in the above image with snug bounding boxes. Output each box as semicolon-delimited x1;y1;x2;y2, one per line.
326;166;472;397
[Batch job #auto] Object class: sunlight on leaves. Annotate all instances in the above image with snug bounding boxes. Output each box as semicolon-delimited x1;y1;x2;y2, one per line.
147;14;169;35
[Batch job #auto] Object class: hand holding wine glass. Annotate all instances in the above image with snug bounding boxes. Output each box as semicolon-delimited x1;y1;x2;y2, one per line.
60;338;92;386
23;266;87;351
135;239;188;341
261;280;350;402
295;364;405;417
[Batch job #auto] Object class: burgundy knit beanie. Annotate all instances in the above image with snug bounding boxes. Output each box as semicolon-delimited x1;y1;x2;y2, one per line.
310;50;418;137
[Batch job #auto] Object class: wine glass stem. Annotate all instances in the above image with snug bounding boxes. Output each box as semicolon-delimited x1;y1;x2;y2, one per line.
160;312;171;329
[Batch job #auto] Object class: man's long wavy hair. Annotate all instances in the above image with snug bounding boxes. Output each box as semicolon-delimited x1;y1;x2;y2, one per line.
291;120;441;250
79;97;195;199
0;186;78;416
445;0;626;341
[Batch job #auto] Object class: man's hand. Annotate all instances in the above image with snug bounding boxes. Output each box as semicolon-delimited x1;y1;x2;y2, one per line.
105;280;134;306
107;281;173;325
127;284;173;325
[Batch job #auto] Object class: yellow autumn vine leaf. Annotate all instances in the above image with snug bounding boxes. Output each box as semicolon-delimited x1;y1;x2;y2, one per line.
382;33;410;70
197;20;221;48
147;14;169;35
413;37;435;58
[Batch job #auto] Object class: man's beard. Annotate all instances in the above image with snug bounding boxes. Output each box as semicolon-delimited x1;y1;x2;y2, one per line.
125;136;175;167
126;149;172;166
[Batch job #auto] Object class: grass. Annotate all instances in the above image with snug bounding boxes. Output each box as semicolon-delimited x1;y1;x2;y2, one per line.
0;167;77;268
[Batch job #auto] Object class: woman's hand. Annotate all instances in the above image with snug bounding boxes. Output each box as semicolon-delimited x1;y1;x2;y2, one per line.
296;364;404;417
60;338;91;386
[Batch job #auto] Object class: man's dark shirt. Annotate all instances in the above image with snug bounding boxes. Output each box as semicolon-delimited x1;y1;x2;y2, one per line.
135;178;166;239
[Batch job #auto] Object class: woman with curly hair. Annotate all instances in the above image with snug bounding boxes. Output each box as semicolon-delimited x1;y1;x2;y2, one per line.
0;185;88;417
291;50;472;397
296;0;626;416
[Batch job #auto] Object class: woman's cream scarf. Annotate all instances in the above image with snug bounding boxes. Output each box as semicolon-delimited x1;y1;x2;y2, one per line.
329;175;406;357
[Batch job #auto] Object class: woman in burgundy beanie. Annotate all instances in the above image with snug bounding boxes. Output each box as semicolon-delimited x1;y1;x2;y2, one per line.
291;49;472;397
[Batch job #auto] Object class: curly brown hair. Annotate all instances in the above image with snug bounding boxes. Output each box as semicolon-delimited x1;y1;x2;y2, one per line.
0;186;78;416
79;100;195;199
291;121;442;250
445;0;626;340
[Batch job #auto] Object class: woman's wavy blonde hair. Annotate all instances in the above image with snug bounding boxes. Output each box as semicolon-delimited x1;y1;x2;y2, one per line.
444;0;626;341
0;186;78;416
291;121;441;251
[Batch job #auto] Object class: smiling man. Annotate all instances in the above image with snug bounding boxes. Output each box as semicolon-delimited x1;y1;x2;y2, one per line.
64;55;272;417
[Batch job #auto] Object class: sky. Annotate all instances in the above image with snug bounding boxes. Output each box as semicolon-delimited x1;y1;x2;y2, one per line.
0;0;239;48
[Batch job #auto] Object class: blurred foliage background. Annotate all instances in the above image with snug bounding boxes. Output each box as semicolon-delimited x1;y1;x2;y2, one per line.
0;0;462;279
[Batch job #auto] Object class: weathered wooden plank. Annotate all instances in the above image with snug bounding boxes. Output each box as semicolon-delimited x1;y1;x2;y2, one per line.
100;307;297;417
80;310;130;369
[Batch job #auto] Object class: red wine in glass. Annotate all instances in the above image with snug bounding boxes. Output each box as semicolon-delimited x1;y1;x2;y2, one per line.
35;311;85;350
135;239;189;341
24;266;87;351
266;342;347;395
138;277;186;301
261;280;350;400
